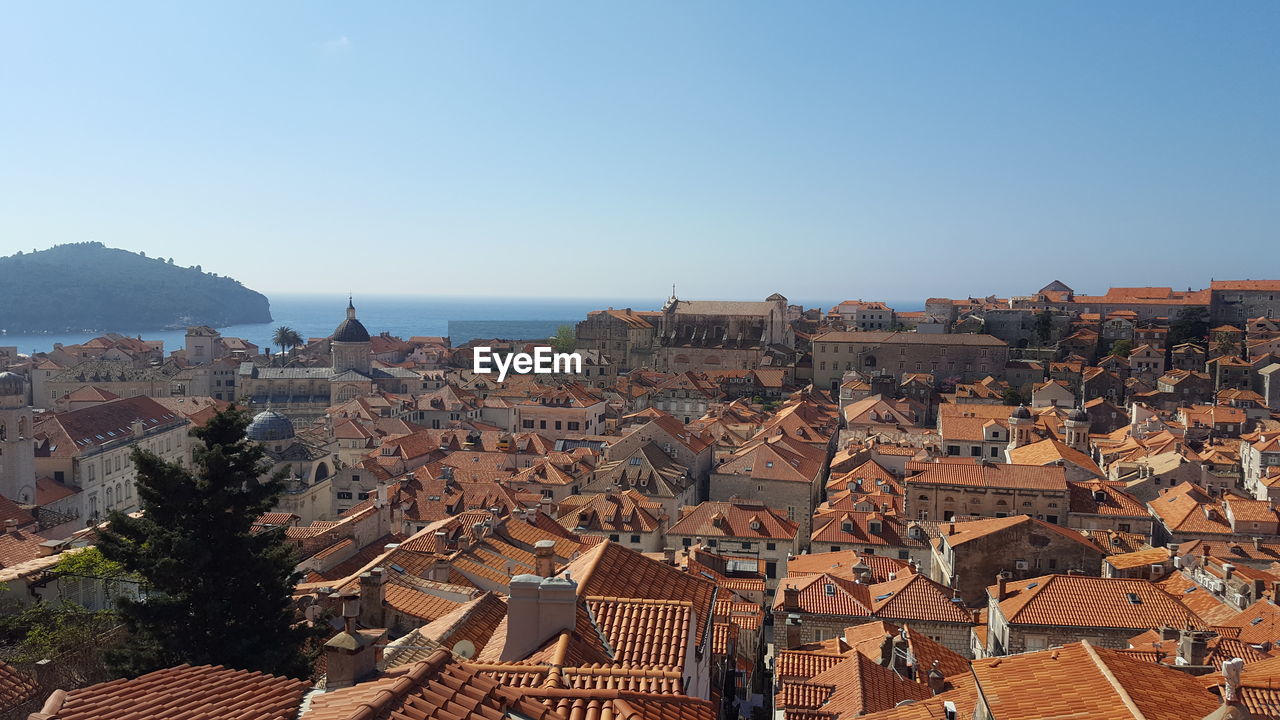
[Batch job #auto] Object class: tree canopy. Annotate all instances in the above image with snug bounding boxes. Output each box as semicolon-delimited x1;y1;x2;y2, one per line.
95;407;314;678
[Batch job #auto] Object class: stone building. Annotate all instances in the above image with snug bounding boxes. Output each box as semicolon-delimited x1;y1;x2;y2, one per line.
708;433;827;541
655;293;793;372
905;461;1069;525
0;372;36;505
236;301;422;421
1211;280;1280;324
985;574;1204;655
930;514;1104;606
773;570;975;657
33;395;190;525
575;308;661;371
245;409;337;523
666;499;799;585
811;331;1008;391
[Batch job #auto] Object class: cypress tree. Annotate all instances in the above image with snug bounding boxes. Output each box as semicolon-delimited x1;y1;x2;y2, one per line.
96;407;314;678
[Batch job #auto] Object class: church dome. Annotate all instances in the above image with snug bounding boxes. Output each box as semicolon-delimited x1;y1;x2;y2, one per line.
1011;405;1032;420
1067;406;1090;423
247;409;295;442
0;372;25;396
333;300;370;343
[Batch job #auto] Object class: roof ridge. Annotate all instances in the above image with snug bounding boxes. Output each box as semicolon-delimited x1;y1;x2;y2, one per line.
1081;642;1148;720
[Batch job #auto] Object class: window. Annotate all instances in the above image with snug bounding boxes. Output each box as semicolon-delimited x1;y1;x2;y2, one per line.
629;457;642;466
741;541;752;550
898;550;910;560
766;542;777;551
766;561;777;578
1118;523;1131;532
554;421;562;430
682;537;692;547
568;421;580;431
609;534;620;542
824;583;836;596
522;420;535;429
630;535;640;543
539;420;546;429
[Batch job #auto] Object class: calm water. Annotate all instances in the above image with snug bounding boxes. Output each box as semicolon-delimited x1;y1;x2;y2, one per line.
0;294;924;356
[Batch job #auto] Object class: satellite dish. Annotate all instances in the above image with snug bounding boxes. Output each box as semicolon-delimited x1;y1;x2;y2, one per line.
304;605;323;622
453;639;476;659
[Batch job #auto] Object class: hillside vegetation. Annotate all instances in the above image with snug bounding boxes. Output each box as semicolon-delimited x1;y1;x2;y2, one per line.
0;242;271;333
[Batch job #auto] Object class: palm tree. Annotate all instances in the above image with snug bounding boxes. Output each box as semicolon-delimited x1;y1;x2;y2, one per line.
272;326;299;364
283;328;304;361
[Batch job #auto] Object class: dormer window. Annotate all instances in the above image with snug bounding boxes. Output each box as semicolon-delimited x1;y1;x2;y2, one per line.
824;583;836;596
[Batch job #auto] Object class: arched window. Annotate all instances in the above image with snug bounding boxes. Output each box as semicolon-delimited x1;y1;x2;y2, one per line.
336;386;357;403
0;423;6;441
18;418;26;437
864;356;877;367
106;486;114;508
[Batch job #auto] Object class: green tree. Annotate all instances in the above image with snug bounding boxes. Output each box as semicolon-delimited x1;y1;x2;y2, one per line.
550;325;576;354
1002;387;1026;406
272;326;303;362
1169;306;1210;347
1034;310;1054;344
1213;333;1239;358
1109;339;1134;358
95;407;314;678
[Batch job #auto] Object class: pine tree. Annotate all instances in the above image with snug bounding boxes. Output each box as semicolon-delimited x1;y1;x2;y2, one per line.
96;407;314;678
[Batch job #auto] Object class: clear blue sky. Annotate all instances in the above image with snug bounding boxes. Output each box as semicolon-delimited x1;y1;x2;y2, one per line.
2;2;1276;302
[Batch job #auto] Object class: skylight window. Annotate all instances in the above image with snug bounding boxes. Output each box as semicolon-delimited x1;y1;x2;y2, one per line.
390;564;406;573
1127;593;1142;604
1251;617;1265;625
874;592;894;601
824;584;836;596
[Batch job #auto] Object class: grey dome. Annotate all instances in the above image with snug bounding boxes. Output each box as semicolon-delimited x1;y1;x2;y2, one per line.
1011;405;1032;420
247;409;295;442
0;372;25;396
332;300;370;343
1067;406;1089;422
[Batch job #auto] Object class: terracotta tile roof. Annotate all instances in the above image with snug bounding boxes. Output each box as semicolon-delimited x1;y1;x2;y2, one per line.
0;659;37;714
1148;483;1235;536
866;573;972;624
856;673;978;720
970;641;1219;720
1214;599;1280;644
587;596;691;668
906;462;1067;492
44;664;308;720
557;491;665;534
939;515;1098;551
994;574;1206;630
1009;438;1104;476
668;500;799;540
563;541;717;638
391;592;508;666
302;650;564;720
716;434;825;484
1068;480;1149;517
775;650;846;680
0;527;52;569
384;579;466;622
809;511;925;549
1104;547;1172;570
785;550;910;583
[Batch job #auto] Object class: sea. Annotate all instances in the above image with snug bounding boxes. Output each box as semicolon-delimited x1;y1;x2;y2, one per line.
0;294;926;356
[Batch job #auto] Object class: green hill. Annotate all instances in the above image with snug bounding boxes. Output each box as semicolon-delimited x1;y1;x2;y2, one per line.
0;242;272;333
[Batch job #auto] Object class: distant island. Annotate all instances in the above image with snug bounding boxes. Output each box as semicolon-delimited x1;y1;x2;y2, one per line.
0;242;272;334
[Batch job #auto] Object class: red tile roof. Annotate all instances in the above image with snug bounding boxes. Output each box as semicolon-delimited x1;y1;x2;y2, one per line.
42;664;308;720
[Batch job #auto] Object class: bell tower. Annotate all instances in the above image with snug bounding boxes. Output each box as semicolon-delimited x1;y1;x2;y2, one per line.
0;372;36;505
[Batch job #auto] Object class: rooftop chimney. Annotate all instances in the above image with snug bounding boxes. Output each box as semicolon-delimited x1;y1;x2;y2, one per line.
323;591;386;689
534;539;556;578
358;567;387;629
927;661;947;696
429;558;451;583
782;584;800;612
996;572;1011;601
1178;629;1212;667
500;574;579;662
